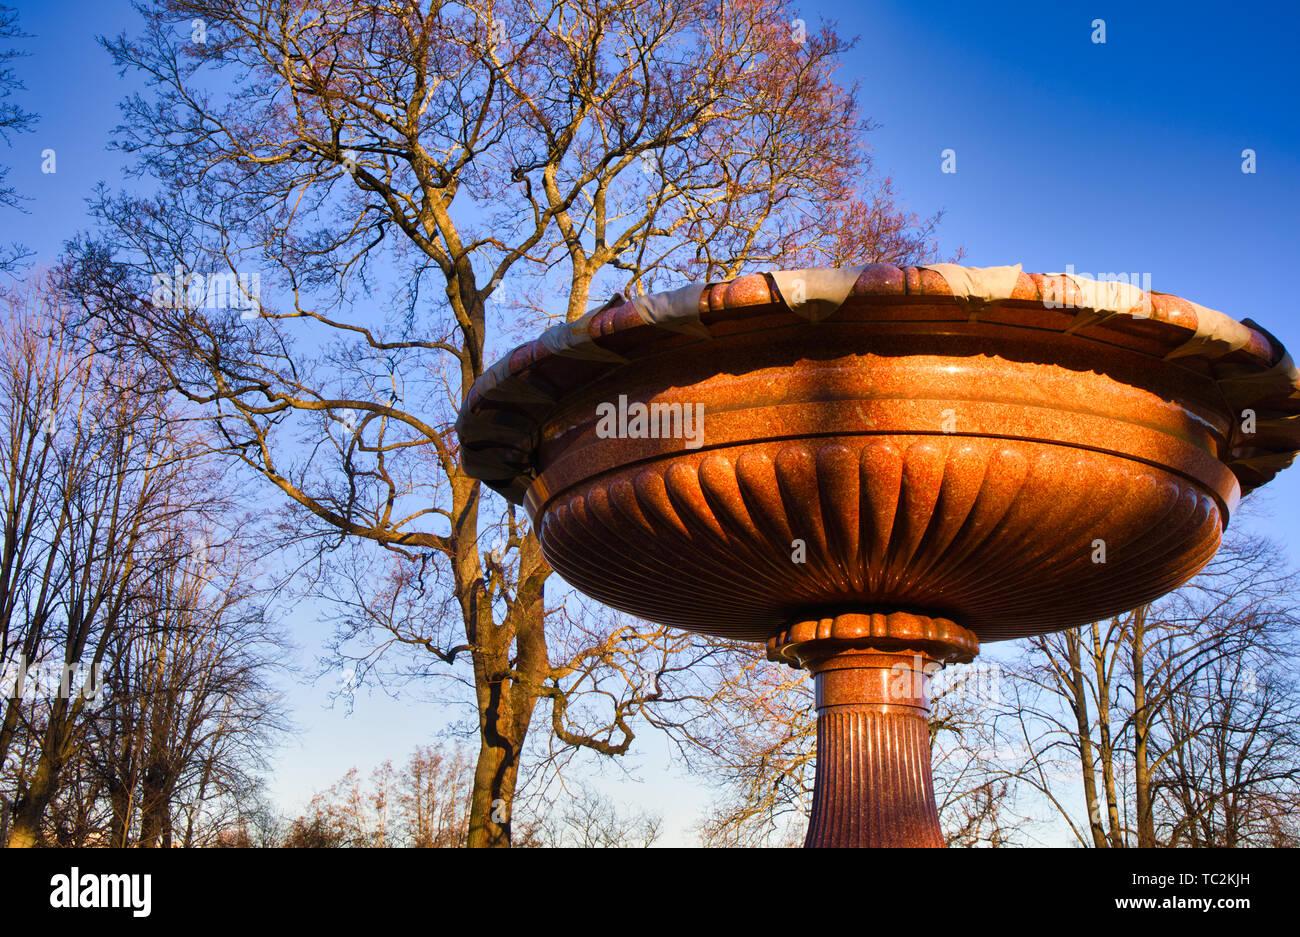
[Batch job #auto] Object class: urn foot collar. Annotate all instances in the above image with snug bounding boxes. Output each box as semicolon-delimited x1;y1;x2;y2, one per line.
766;611;979;669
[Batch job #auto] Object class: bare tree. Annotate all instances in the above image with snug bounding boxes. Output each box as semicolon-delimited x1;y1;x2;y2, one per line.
530;784;662;848
687;650;1020;847
0;278;286;847
65;0;947;847
0;280;78;784
0;281;173;846
396;743;473;847
277;738;662;848
930;663;1028;847
999;525;1300;848
1148;538;1300;847
282;742;473;848
2;322;190;846
0;3;35;270
87;516;288;848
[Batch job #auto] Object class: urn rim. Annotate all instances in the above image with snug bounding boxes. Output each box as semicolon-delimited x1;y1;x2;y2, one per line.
457;263;1300;506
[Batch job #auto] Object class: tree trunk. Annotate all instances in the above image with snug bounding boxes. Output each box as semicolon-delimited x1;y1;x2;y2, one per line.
565;269;594;323
464;532;549;848
108;773;131;846
7;752;58;848
1066;630;1109;848
466;734;519;847
1091;623;1124;847
1131;605;1156;847
138;764;172;848
5;702;73;848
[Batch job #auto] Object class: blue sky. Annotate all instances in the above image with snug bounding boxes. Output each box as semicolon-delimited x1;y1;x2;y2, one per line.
2;0;1297;844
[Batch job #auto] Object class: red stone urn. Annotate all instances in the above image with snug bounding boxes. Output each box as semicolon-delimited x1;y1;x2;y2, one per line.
457;263;1300;847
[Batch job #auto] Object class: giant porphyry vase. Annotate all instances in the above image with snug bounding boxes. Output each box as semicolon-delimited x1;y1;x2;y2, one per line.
456;263;1300;847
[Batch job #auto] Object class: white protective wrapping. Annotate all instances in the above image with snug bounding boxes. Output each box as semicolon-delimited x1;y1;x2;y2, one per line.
770;266;867;322
1163;300;1255;361
920;263;1023;319
630;282;711;339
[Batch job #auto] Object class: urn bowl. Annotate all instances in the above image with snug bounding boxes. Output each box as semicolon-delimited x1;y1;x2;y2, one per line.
459;264;1300;646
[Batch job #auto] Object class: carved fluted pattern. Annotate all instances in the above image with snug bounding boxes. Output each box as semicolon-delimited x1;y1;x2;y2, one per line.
539;435;1222;642
807;707;943;848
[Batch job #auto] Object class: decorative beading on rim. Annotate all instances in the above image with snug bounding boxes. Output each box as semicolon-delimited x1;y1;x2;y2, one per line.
766;611;980;669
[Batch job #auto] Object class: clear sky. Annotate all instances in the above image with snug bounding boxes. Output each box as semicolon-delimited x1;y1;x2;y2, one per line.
1;0;1297;844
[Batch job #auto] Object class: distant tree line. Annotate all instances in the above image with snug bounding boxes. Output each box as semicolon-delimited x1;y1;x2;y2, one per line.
215;741;660;849
0;281;287;847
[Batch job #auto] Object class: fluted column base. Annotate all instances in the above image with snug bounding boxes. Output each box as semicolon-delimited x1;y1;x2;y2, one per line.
767;612;979;848
808;698;941;847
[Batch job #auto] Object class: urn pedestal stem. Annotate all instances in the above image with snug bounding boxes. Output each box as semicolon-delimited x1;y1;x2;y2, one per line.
767;612;980;848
